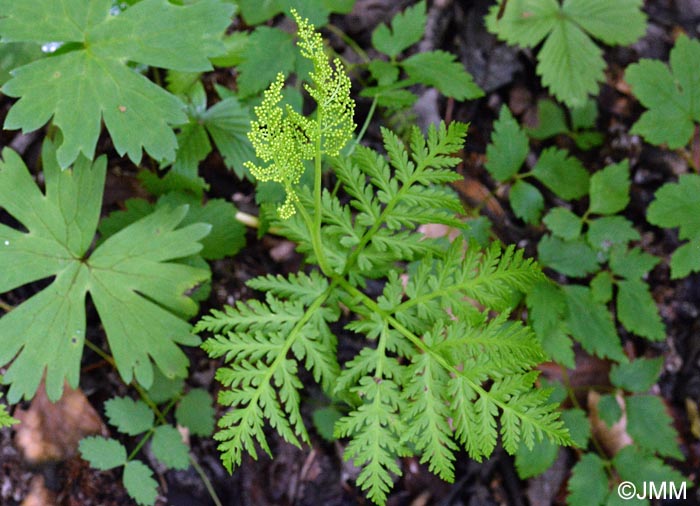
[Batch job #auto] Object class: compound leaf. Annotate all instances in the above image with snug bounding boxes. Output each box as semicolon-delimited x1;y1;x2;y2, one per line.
538;235;599;277
0;142;210;402
237;27;296;98
487;0;645;107
0;0;234;168
626;35;700;149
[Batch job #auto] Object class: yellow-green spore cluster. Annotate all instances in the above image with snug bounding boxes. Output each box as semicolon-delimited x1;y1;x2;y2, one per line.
244;11;355;219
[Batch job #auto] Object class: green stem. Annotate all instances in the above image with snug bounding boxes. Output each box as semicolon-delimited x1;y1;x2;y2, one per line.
335;277;564;439
348;96;378;156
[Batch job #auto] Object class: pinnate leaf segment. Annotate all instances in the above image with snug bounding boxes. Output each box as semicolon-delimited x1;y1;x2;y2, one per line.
198;13;570;505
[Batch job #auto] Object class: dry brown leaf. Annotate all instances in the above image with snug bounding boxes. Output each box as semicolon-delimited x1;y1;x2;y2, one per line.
14;382;107;464
588;390;633;457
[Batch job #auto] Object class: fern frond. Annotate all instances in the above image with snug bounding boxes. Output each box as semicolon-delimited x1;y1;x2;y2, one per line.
401;345;458;481
334;378;407;505
200;279;338;471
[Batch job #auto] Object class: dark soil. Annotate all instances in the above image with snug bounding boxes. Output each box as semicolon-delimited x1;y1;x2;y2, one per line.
2;1;700;505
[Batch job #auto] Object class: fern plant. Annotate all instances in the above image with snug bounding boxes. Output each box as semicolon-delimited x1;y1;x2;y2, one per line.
197;12;570;505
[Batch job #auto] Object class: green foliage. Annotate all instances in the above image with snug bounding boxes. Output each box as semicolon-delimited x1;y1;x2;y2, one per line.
151;425;190;470
105;397;155;436
244;10;355;218
486;0;646;107
81;385;215;505
362;1;483;107
0;382;18;427
626;35;700;149
527;99;603;149
197;17;569;505
647;174;700;278
0;0;235;168
610;358;663;393
166;82;256;184
485;105;591;224
236;0;355;26
0;142;210;402
175;388;216;437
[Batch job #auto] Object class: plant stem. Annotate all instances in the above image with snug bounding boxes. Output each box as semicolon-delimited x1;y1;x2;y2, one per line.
348;96;378;156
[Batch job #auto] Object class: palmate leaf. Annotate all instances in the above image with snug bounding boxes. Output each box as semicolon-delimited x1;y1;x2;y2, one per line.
0;142;210;402
626;35;700;149
0;0;234;168
486;0;646;106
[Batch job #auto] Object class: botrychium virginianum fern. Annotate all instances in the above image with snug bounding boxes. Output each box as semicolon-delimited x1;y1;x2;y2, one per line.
197;11;571;505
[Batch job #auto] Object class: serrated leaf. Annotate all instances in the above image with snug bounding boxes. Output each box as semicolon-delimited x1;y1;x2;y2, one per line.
532;148;590;200
0;143;210;402
79;437;127;470
527;280;575;368
616;279;665;341
613;445;689;486
563;285;625;361
151;425;190;470
0;0;234;168
487;0;645;107
123;460;158;506
485;106;529;182
538;235;599;277
647;174;700;278
589;161;630;215
371;1;426;58
105;397;155;435
587;216;640;253
590;271;613;303
626;35;700;148
568;453;608;506
544;207;582;240
609;246;659;280
237;26;296;98
625;395;682;459
610;358;663;393
201;96;255;179
175;388;215;437
402;50;483;100
527;99;568;140
510;180;545;224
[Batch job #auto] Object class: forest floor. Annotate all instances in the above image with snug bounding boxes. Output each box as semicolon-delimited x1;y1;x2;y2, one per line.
1;0;700;505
